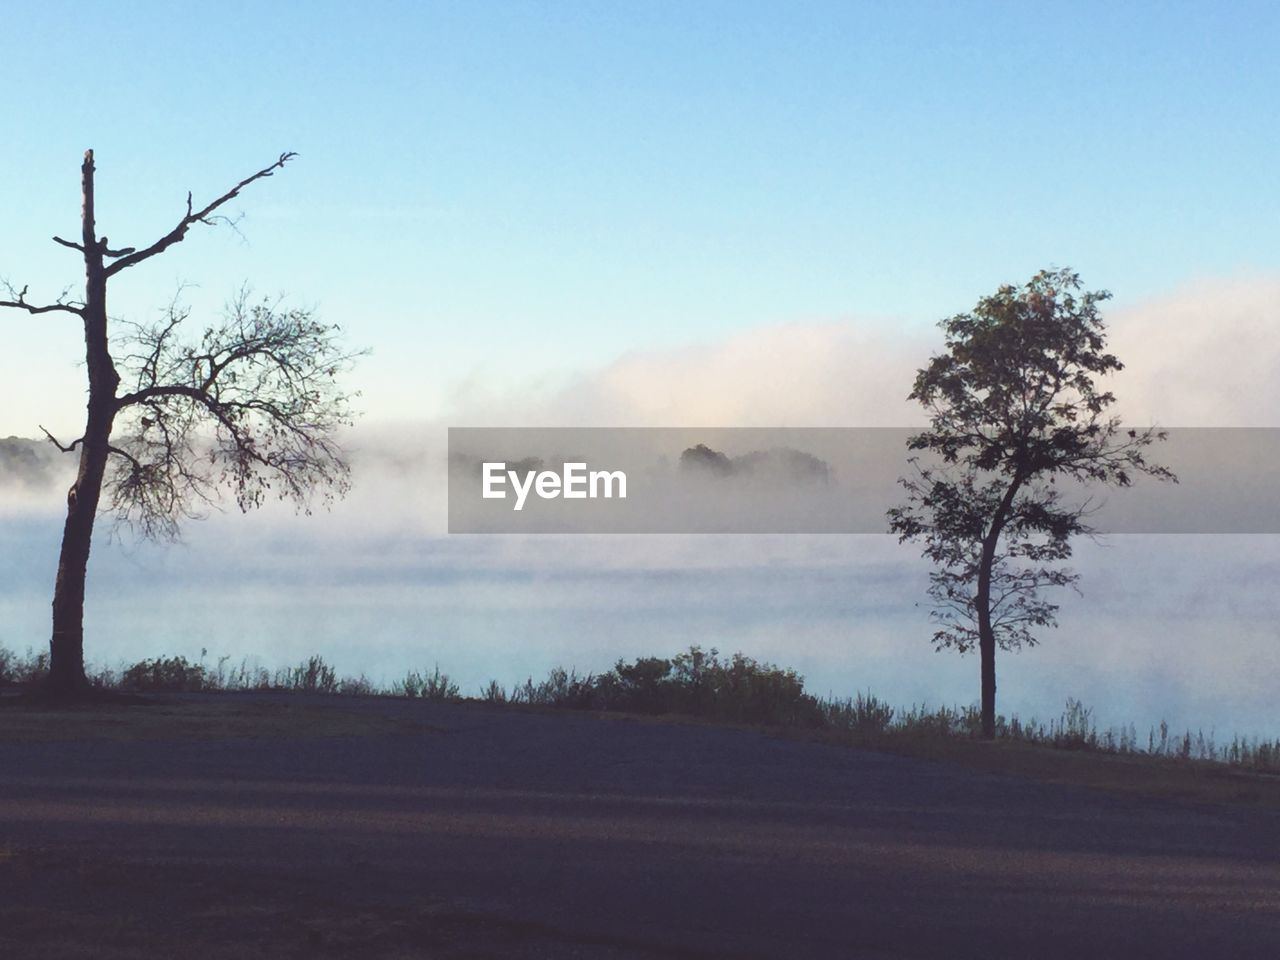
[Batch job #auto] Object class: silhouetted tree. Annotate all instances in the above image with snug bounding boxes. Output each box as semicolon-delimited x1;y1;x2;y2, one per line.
679;443;734;476
887;268;1172;738
0;151;359;697
679;444;832;485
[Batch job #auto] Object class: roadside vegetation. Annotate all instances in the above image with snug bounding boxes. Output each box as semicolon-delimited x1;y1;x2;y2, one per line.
2;642;1277;776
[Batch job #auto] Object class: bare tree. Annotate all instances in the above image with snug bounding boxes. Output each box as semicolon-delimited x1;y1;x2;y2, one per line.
1;151;360;697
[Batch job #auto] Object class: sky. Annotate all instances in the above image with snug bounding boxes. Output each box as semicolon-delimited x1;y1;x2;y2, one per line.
1;3;1279;737
1;1;1277;432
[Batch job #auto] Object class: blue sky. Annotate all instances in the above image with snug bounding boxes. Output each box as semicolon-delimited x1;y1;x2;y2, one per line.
2;3;1279;733
1;1;1277;432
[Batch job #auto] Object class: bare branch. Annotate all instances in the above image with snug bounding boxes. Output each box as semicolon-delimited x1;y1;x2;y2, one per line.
107;444;143;470
107;291;360;537
40;426;84;453
115;383;206;411
52;228;132;257
105;153;297;277
0;281;83;316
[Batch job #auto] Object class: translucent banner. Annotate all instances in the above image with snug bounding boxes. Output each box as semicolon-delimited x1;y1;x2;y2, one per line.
447;428;1280;534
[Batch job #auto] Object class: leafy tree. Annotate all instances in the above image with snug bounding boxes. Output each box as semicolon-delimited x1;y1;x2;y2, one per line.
887;268;1173;738
0;151;360;697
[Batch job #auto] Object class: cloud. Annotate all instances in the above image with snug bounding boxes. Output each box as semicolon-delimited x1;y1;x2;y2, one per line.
446;318;934;427
1107;274;1280;426
441;274;1280;429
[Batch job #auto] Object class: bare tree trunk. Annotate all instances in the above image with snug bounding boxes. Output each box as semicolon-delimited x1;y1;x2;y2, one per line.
975;540;998;740
46;151;118;696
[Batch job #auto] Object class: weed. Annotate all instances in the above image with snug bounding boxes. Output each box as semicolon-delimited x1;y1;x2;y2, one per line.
3;641;1278;774
399;665;460;701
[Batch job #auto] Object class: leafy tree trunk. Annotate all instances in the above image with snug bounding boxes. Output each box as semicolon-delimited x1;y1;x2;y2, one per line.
974;475;1024;739
47;151;118;696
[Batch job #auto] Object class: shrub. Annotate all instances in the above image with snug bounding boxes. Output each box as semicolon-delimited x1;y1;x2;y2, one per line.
507;667;594;707
1052;698;1098;750
120;656;207;692
277;655;338;694
589;647;822;726
338;674;376;696
399;666;460;700
822;692;896;735
0;646;49;688
594;656;672;711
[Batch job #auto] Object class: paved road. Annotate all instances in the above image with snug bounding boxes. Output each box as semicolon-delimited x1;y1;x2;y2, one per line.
2;695;1279;958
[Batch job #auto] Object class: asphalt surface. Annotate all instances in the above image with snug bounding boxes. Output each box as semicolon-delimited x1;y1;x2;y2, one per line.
2;694;1279;958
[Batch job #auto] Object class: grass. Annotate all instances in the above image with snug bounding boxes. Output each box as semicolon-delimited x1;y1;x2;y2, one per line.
866;733;1280;808
4;642;1280;802
0;697;424;743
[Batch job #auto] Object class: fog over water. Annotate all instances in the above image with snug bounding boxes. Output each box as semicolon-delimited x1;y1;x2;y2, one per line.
3;276;1278;740
3;433;1278;743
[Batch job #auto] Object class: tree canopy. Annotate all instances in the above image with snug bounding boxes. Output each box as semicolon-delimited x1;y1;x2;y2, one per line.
888;267;1173;737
